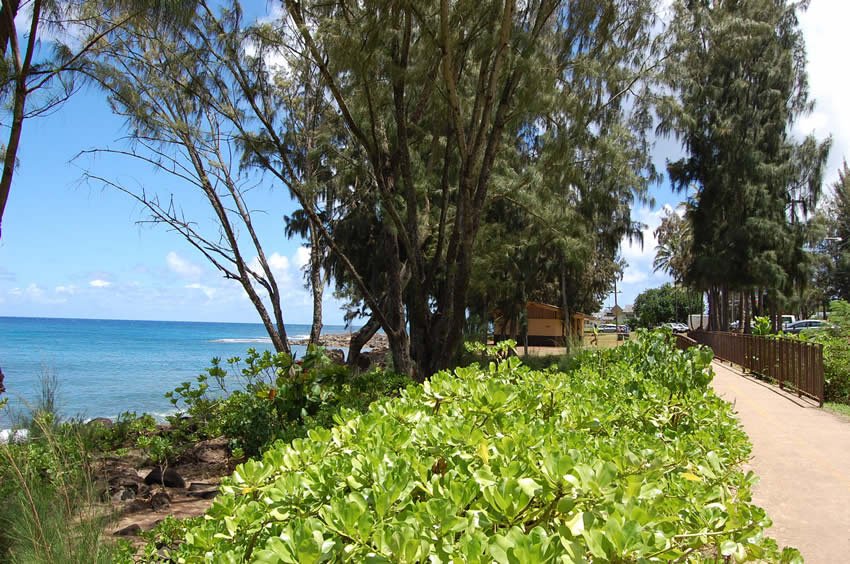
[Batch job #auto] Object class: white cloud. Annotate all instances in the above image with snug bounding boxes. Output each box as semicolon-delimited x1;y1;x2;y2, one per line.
185;283;217;300
293;246;311;270
244;6;291;76
268;252;290;271
24;284;43;298
622;269;649;285
797;3;850;188
166;251;202;279
89;279;112;288
248;252;292;281
7;283;66;304
55;285;77;295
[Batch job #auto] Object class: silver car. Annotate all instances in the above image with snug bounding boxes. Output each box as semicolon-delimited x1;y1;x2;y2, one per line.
784;320;834;334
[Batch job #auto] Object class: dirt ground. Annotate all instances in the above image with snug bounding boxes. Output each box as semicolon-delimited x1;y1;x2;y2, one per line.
710;360;850;563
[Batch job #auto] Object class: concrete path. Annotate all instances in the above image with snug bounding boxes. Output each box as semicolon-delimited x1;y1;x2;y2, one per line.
710;360;850;563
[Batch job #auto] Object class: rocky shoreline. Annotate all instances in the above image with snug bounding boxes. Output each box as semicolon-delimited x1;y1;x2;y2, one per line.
288;331;388;352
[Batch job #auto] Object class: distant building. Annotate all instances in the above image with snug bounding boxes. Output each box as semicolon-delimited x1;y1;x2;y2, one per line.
598;304;635;324
493;302;593;347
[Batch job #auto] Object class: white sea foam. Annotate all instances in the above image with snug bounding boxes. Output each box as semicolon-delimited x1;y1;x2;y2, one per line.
210;338;273;344
211;335;312;343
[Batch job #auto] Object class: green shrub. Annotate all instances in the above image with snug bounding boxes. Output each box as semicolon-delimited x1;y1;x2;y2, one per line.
752;316;772;336
151;334;798;562
167;346;411;456
801;300;850;403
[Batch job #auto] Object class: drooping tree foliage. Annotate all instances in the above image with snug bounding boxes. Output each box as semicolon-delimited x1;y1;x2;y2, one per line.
659;0;829;331
0;0;198;240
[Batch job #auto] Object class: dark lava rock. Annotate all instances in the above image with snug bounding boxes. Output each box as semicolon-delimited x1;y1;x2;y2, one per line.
150;491;172;511
86;417;113;428
102;462;148;500
144;467;186;489
187;482;219;499
114;523;142;537
179;437;229;466
326;349;346;364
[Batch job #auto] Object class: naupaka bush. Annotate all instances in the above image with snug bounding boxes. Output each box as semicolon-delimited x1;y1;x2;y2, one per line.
153;333;799;563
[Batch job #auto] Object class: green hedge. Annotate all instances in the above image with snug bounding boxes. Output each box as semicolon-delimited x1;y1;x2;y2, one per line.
154;333;798;562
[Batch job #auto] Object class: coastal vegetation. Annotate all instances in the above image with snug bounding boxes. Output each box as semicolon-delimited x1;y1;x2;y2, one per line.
0;375;131;562
0;0;844;561
0;347;408;561
139;334;799;562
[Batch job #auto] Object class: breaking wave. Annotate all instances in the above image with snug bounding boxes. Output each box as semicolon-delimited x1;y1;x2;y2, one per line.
210;337;273;344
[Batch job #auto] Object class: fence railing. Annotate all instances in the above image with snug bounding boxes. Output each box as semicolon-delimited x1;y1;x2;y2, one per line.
684;331;824;405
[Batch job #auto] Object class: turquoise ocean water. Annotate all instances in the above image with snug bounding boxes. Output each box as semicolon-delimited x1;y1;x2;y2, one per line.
0;317;353;427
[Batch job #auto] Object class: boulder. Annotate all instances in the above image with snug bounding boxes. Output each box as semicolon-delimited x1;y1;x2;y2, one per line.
178;437;229;466
86;417;113;428
101;462;148;501
150;491;171;511
144;467;186;489
187;482;219;500
326;349;346;364
114;523;142;537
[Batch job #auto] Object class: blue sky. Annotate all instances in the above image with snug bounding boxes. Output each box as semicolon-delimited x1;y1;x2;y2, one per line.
0;2;845;324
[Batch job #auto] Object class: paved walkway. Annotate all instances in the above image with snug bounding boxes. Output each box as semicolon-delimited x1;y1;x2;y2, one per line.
710;360;850;563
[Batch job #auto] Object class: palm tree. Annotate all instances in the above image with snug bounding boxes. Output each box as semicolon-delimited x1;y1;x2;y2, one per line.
653;207;692;285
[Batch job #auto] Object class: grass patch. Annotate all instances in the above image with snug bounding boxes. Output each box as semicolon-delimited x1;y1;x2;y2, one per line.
824;402;850;420
0;370;131;563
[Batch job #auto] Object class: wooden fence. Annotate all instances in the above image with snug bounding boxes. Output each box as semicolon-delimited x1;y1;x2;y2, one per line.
682;331;824;405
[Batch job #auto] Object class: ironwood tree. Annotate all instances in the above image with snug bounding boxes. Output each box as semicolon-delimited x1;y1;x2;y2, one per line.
276;0;658;377
85;0;658;378
0;0;196;240
659;0;829;331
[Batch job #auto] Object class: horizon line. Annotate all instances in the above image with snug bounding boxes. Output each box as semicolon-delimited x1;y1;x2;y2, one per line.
0;314;353;327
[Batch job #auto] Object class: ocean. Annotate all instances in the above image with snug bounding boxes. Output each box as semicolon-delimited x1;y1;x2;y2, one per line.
0;317;354;427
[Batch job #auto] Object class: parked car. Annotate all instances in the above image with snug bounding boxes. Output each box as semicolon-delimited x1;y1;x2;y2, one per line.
658;322;688;333
784;319;834;334
598;324;629;334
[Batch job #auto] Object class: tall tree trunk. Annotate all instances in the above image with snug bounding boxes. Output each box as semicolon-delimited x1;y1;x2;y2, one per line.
0;0;37;240
383;229;415;377
750;291;759;321
561;267;571;346
347;314;381;369
308;222;323;346
0;0;20;60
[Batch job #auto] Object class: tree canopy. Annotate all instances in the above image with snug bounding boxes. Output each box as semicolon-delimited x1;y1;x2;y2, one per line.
632;283;704;329
660;0;829;330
